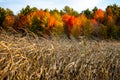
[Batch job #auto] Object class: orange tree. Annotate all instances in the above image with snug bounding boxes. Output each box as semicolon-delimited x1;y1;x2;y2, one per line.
62;14;82;38
2;15;15;32
93;9;105;23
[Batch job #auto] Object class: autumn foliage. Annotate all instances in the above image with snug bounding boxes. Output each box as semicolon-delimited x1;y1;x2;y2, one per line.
3;16;15;28
93;9;105;22
62;14;82;38
0;4;120;39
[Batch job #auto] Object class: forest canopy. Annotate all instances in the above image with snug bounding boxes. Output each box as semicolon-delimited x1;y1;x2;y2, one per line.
0;4;120;39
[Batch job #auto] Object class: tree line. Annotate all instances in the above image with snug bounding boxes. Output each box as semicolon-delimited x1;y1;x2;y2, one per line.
0;4;120;39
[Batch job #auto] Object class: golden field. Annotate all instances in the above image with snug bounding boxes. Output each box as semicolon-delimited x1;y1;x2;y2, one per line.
0;31;120;80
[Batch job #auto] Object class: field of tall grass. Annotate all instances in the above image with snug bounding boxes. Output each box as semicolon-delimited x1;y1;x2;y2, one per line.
0;31;120;80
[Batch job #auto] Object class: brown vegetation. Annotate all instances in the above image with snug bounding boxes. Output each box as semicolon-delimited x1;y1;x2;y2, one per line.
0;31;120;80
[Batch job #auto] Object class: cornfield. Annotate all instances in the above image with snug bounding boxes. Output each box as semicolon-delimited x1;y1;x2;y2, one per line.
0;31;120;80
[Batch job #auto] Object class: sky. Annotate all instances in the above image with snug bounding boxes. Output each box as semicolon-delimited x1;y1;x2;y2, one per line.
0;0;120;14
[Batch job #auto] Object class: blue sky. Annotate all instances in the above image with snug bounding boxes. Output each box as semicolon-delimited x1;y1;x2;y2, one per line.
0;0;120;14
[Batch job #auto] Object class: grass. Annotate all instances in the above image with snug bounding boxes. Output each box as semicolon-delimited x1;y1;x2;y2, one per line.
0;31;120;80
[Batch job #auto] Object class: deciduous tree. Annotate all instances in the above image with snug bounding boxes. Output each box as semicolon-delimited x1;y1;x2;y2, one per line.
93;9;105;23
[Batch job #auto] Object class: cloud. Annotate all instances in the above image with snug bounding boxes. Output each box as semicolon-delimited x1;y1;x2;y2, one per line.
23;0;65;10
67;0;103;11
0;0;117;14
22;0;103;11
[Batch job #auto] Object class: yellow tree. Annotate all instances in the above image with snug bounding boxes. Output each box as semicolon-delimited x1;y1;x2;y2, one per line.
50;12;64;36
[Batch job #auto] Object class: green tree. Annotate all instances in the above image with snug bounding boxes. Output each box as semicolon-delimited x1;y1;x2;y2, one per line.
30;16;40;34
63;6;79;16
0;7;6;26
60;10;64;15
6;8;14;16
98;24;108;39
83;8;92;19
31;7;38;12
64;6;72;14
20;5;32;16
50;8;59;14
44;8;49;12
92;6;98;14
107;25;119;39
82;20;94;37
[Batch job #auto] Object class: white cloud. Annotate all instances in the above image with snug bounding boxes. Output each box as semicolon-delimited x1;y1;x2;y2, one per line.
23;0;64;10
0;0;105;14
67;0;103;11
22;0;103;12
